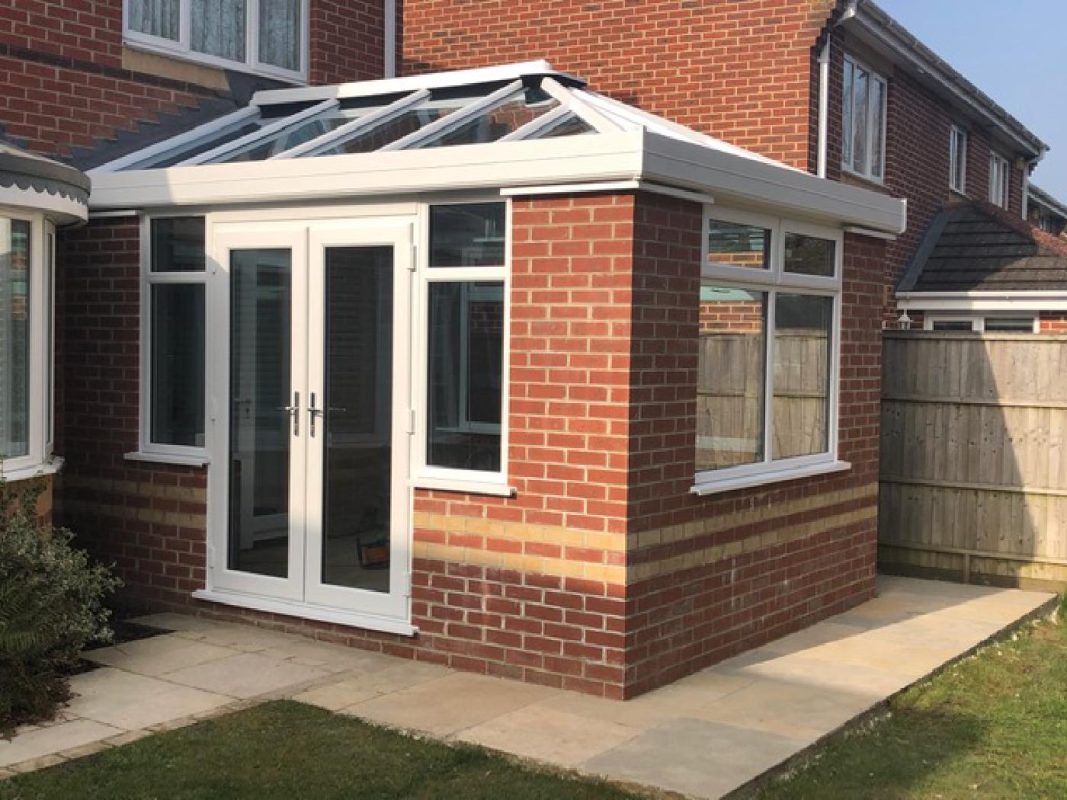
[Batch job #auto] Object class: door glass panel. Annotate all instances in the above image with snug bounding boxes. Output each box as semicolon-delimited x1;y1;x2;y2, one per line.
321;246;393;592
228;249;292;578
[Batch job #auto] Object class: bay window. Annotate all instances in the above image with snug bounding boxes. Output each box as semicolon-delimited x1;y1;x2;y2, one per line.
125;0;307;80
417;202;509;491
695;209;844;493
0;214;56;478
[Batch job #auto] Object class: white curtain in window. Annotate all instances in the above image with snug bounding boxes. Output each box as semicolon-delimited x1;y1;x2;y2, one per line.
259;0;301;71
191;0;247;62
129;0;180;41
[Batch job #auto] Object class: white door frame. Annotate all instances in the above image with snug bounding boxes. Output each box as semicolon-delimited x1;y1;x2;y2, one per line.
196;215;416;635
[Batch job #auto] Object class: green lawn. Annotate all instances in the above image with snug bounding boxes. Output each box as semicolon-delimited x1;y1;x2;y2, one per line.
0;701;645;800
758;599;1067;800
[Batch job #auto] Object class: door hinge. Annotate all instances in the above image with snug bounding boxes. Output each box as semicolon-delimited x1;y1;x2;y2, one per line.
207;545;216;570
409;244;418;271
407;409;416;435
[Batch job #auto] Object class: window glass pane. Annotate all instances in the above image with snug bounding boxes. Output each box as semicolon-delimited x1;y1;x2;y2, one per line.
151;284;206;446
983;317;1034;332
45;232;54;447
259;0;301;71
697;285;766;471
317;98;474;156
784;233;835;277
427;282;503;472
931;320;975;332
129;0;179;41
429;203;506;267
536;112;596;139
707;220;771;270
151;217;206;272
143;120;267;168
215;112;359;162
191;0;247;62
422;89;560;148
1;219;31;459
869;78;885;178
773;294;832;460
852;67;869;174
842;59;854;166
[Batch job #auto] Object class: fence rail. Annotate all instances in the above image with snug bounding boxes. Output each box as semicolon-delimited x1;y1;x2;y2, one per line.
879;331;1067;589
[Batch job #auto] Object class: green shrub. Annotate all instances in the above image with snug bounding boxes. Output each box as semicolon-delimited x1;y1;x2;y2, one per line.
0;477;120;734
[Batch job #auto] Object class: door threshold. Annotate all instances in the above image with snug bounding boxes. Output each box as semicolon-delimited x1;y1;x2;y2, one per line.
192;589;418;637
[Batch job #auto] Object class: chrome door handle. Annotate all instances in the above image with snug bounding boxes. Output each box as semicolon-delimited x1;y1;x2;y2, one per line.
281;391;300;436
308;392;322;437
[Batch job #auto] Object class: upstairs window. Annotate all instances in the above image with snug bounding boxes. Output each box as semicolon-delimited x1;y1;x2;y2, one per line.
125;0;307;80
989;152;1010;208
842;55;887;182
949;125;968;193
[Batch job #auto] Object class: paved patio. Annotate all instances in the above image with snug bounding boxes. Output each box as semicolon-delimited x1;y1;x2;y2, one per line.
0;575;1056;798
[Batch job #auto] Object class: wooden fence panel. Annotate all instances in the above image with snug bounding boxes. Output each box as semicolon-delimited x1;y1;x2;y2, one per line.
880;331;1067;589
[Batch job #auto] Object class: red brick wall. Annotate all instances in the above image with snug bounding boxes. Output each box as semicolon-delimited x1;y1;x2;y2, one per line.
399;0;839;170
310;0;385;84
55;219;208;609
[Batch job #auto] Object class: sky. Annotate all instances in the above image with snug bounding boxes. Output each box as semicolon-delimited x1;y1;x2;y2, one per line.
876;0;1067;200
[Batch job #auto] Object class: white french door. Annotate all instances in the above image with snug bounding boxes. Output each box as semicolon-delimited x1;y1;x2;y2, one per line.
206;218;413;626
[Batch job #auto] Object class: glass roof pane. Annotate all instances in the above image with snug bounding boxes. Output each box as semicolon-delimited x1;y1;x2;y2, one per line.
137;118;268;168
536;112;596;139
312;95;478;157
213;110;370;163
422;87;559;148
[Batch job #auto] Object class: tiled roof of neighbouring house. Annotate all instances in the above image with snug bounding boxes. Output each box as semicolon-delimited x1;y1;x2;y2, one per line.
898;202;1067;293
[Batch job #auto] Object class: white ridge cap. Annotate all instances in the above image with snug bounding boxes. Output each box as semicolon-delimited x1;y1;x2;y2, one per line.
251;60;582;107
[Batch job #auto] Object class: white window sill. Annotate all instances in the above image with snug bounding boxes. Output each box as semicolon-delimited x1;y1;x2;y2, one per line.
125;450;211;467
411;476;516;497
1;457;64;483
690;459;851;496
192;589;418;637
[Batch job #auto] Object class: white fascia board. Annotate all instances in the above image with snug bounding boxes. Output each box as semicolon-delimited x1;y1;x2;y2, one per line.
641;131;906;234
87;131;646;210
251;61;582;107
898;292;1067;312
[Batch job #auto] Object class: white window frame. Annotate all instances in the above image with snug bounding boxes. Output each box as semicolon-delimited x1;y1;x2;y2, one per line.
842;54;888;183
411;198;512;497
693;206;848;496
130;213;210;466
949;125;968;194
0;210;59;481
925;314;1038;333
989;152;1010;208
123;0;310;83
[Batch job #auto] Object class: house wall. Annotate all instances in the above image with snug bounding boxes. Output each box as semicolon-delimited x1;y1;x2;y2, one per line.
0;0;384;162
399;0;840;171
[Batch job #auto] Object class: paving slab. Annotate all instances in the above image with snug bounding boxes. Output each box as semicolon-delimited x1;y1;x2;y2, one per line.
65;669;232;730
161;652;329;699
84;634;235;676
0;719;122;768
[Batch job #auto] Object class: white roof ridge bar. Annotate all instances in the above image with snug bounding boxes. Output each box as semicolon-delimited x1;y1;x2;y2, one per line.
539;78;622;135
251;60;581;106
91;106;261;173
499;104;574;142
380;80;523;151
180;98;339;166
270;89;432;160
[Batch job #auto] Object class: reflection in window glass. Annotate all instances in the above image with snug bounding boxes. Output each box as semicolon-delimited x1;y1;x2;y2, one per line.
773;294;832;460
217;114;354;162
151;284;206;446
707;220;771;270
1;219;31;458
427;282;503;472
151;217;206;272
696;285;766;471
784;233;835;277
423;89;559;148
317;98;473;156
983;317;1034;333
430;203;506;267
930;320;974;332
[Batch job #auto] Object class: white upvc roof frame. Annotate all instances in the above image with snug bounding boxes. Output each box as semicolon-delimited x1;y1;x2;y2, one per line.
380;80;524;151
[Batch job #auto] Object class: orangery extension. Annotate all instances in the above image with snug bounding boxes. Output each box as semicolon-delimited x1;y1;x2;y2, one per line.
57;62;905;699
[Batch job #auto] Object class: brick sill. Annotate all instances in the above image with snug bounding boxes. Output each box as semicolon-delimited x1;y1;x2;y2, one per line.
690;459;851;496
